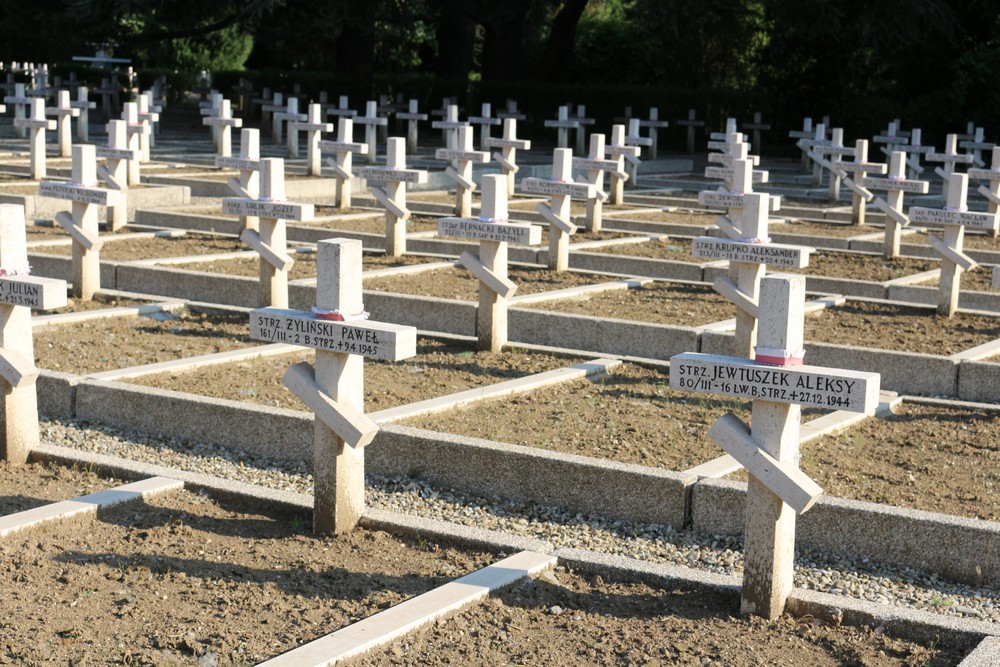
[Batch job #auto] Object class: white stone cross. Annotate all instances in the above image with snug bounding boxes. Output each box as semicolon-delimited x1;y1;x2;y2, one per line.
831;140;886;226
900;128;932;178
693;192;811;358
521;148;596;271
249;238;417;533
137;93;160;152
121;102;149;186
223;158;315;307
622;118;652;185
216;128;262;232
967;146;1000;239
485;118;531;198
793;123;831;184
497;99;526;121
438;174;541;351
605;124;640;205
355;101;388;165
431;104;464;155
572;133;620;233
571;104;595;155
705;134;769;190
69;86;97;142
95;77;119;120
638;107;670;159
199;92;224;145
4;83;30;139
259;90;283;131
861;151;929;258
39;144;121;299
807;127;855;200
927;134;974;181
202;98;243;158
274;97;307;154
14;98;55;180
395;99;427;154
0;204;67;464
467;102;501;151
44;90;80;158
959;127;993;168
543;105;579;149
318;118;368;210
788;117;817;172
324;95;356;119
358;137;428;257
909;172;998;317
435;125;489;218
742;112;770;156
670;273;880;620
96;119;140;231
873;120;910;153
699;148;780;245
291;103;333;174
677;108;705;154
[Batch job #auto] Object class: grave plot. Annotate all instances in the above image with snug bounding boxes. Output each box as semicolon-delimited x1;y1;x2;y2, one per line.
401;362;829;469
311;213;440;235
29;231;251;261
363;265;627;301
124;338;583;412
914;265;996;292
0;460;496;666
174;249;444;281
576;236;697;259
803;299;1000;355
38;292;150;315
796;401;1000;521
515;280;736;326
781;250;938;282
365;569;967;666
33;307;252;374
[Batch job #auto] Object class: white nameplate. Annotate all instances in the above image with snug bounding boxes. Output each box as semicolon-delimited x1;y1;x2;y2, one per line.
691;238;810;268
215;156;260;171
96;147;140;161
832;160;887;174
39;181;118;205
521;178;593;199
926;152;973;163
873;135;909;144
0;275;66;309
860;176;929;193
13;119;53;129
605;144;640;157
484;137;529;149
908;207;999;230
222;198;314;221
435;148;488;162
358;167;427;184
669;352;880;413
967;168;1000;181
438;218;541;244
317;140;367;153
704;166;767;184
250;308;416;361
698;191;746;209
572;157;618;171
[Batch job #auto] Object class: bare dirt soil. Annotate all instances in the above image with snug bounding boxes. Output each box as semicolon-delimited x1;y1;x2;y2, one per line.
36;234;249;260
364;266;620;300
786;251;937;282
176;251;442;281
577;237;696;260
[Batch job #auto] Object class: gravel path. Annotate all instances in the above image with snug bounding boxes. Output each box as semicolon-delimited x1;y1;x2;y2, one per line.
40;418;1000;625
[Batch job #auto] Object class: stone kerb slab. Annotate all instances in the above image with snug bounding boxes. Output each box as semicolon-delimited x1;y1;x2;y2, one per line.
0;183;190;220
888;283;1000;313
690;477;999;587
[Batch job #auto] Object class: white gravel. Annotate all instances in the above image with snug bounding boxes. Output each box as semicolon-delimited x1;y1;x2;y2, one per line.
40;417;1000;624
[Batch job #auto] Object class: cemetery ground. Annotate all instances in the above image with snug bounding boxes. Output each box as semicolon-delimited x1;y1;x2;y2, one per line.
0;103;998;664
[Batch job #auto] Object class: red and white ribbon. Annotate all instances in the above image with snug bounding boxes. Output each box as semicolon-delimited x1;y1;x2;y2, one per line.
754;346;805;366
311;306;369;322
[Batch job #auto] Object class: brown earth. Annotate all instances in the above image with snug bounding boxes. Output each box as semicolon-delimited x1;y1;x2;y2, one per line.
175;251;444;281
785;251;938;282
363;265;620;300
35;233;249;260
577;236;696;260
39;294;148;315
770;220;873;239
309;215;439;235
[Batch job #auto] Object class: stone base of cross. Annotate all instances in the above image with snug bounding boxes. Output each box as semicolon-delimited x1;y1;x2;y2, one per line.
222;158;315;308
0;204;67;464
521;149;595;271
216;128;262;233
39;145;120;299
358;138;428;257
438;174;541;351
909;172;999;317
434;125;489;218
250;238;417;533
671;274;880;619
318;118;368;210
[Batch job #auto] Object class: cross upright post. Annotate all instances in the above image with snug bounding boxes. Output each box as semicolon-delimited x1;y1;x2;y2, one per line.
223;158;315;307
434;125;489;218
358;138;429;257
249;238;417;533
292;103;333;175
14;98;55;180
318;118;369;210
438;175;542;351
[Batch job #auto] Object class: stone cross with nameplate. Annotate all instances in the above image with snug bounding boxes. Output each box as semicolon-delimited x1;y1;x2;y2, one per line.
121;102;149;186
861;150;930;258
96;119;139;231
671;273;880;620
0;204;67;464
70;85;97;142
571;104;595;155
497;99;526;121
137;93;159;153
318;118;368;210
271;96;304;148
435;125;489;218
521;148;596;271
677;108;705;155
485;118;530;198
395;99;427;154
438;174;541;351
638;107;670;160
968;146;1000;239
431;104;464;156
291;103;333;174
831;140;885;226
39;144;121;299
927;134;974;181
4;83;29;139
216;128;262;232
622;118;652;185
909;172;999;317
743;112;770;156
572;134;618;233
45;89;80;158
788;117;817;173
259;91;283;134
358;137;428;257
249;237;417;534
544;105;579;150
323;95;356;120
808;127;854;200
467;103;501;152
202;97;242;158
959;127;993;168
355;101;388;165
223;157;315;308
14;98;55;180
605;125;639;206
